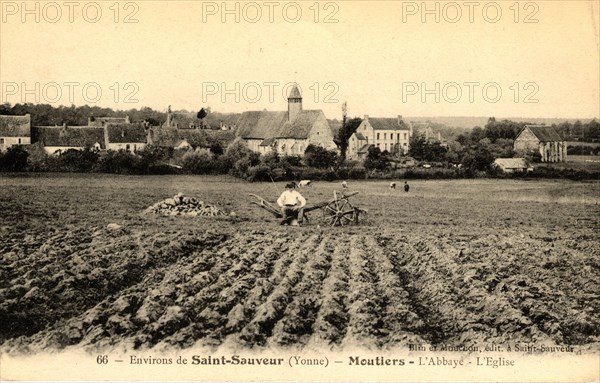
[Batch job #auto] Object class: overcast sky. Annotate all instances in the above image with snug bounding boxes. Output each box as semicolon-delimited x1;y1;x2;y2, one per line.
1;1;598;119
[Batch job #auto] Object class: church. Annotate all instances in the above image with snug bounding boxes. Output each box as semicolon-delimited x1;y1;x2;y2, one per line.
236;85;337;156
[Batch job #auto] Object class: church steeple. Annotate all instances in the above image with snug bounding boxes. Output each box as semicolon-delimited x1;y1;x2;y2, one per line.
288;85;302;122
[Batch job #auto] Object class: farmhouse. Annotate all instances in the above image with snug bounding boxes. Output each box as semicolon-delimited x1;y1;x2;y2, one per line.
236;85;337;156
493;158;532;173
105;123;147;152
0;114;31;151
32;125;105;155
514;125;566;162
347;115;412;160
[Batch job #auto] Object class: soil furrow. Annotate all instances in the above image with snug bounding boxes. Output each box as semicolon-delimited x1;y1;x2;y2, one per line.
364;234;427;348
269;234;334;348
310;233;351;349
342;235;384;348
234;234;318;347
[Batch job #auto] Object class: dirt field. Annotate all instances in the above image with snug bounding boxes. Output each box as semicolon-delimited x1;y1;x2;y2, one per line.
0;174;598;353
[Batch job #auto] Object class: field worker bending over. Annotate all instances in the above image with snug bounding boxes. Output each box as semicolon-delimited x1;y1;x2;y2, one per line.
277;182;307;226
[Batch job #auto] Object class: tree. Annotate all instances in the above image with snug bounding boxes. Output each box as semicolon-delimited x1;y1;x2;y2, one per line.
470;126;485;142
408;135;448;162
197;108;207;120
304;144;338;169
484;118;526;142
182;149;216;174
0;146;29;172
364;146;391;171
461;147;494;173
337;117;363;160
59;148;99;172
209;142;224;156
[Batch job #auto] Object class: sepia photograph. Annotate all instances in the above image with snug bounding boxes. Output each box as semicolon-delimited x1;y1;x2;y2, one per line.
0;1;599;382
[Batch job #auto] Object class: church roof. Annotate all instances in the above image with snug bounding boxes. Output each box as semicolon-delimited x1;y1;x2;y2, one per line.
289;85;302;99
277;110;323;139
236;110;325;140
521;125;563;142
0;114;31;137
236;111;288;139
368;118;409;131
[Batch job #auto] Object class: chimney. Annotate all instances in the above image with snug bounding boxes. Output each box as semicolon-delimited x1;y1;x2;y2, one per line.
364;115;369;121
398;115;402;125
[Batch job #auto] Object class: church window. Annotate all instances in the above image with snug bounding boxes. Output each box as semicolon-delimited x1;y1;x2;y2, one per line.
397;133;400;140
377;133;380;140
18;138;22;144
0;138;4;144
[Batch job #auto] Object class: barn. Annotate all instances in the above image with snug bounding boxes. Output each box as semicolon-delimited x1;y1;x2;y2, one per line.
514;125;567;162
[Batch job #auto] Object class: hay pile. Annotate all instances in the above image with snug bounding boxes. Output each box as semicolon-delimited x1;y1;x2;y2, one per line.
144;193;228;217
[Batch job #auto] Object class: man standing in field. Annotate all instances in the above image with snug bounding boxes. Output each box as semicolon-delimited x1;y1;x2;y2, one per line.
277;182;307;226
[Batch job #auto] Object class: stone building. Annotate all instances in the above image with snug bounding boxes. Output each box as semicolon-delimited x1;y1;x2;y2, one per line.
514;125;566;162
347;115;412;160
236;85;337;156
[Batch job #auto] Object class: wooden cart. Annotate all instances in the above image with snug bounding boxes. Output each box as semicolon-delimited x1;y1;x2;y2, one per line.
250;191;366;226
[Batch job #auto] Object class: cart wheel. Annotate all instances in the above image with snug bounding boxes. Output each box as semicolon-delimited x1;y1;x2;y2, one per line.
322;199;356;226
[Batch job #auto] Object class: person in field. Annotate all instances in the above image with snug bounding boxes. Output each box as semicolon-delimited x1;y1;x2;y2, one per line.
277;182;307;226
404;181;410;192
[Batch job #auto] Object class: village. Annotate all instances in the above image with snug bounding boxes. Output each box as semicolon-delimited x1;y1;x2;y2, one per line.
0;84;574;176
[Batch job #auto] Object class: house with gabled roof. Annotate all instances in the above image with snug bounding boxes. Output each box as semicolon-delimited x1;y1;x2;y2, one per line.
236;85;337;157
514;125;566;162
0;114;31;151
105;123;147;152
32;125;105;155
347;115;412;159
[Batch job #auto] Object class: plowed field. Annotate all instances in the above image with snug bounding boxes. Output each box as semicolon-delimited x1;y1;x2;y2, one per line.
1;174;598;353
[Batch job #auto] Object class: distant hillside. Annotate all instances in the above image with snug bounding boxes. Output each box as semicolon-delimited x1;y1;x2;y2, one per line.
406;116;597;129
